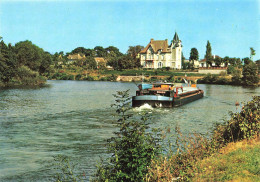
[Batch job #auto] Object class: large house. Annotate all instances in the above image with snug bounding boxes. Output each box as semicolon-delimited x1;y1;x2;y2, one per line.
139;32;182;69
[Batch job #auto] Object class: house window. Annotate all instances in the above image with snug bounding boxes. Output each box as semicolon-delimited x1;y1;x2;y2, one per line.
158;62;163;68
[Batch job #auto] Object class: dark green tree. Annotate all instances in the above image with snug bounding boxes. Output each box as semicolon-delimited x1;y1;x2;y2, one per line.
242;57;252;65
250;47;255;61
189;48;199;61
0;40;17;83
85;56;97;69
94;46;106;57
242;61;259;86
127;45;144;68
214;57;222;67
14;40;44;71
105;46;123;57
205;40;213;67
181;52;185;69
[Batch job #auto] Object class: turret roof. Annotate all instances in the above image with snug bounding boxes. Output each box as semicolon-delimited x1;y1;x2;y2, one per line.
173;32;180;42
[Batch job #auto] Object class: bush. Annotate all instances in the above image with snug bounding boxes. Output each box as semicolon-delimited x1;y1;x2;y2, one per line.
107;74;117;81
93;90;162;182
213;96;259;145
83;75;94;81
75;74;82;80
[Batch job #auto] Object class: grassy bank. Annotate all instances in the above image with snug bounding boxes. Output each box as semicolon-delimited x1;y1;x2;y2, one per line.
193;136;259;181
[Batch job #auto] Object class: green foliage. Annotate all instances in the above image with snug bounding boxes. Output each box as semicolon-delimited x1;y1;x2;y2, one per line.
93;90;162;182
0;40;17;83
75;74;82;80
189;47;199;61
147;96;259;181
53;155;84;182
214;57;223;67
213;96;259;145
51;72;74;80
231;70;242;85
85;56;97;70
242;61;259;86
83;75;94;81
250;47;256;61
205;40;213;67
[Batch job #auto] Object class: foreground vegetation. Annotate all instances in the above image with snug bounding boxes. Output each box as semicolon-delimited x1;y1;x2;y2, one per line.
53;94;259;182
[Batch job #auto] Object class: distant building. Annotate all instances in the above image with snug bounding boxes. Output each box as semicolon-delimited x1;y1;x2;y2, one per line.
94;57;112;69
67;53;86;64
139;32;182;69
199;55;225;67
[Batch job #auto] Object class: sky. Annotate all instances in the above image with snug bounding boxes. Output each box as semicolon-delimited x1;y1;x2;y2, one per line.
0;0;259;60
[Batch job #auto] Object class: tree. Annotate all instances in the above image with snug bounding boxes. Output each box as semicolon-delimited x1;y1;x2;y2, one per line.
189;48;199;69
214;57;222;67
181;52;185;69
15;40;45;71
250;47;256;61
105;46;123;57
127;45;144;68
85;56;97;69
205;40;213;67
71;47;95;57
242;61;259;86
189;48;199;61
242;57;252;65
94;46;106;57
0;40;17;83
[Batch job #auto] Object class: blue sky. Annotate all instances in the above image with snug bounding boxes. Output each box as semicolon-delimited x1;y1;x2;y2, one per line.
0;0;259;60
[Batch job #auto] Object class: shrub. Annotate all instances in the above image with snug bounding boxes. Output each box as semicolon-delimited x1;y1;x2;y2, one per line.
93;90;162;182
213;96;259;145
83;75;94;81
75;74;82;80
107;74;117;81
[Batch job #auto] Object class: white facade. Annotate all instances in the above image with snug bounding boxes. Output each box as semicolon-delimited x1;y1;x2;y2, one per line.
139;32;182;69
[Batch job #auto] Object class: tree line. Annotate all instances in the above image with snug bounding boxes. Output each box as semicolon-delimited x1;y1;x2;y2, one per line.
52;45;144;70
0;37;144;86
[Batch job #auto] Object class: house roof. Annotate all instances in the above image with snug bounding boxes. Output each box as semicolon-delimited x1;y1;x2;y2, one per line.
139;39;170;54
67;53;85;60
173;32;180;42
94;57;106;63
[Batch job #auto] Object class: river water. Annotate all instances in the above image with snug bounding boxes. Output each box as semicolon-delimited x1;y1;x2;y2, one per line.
0;80;259;181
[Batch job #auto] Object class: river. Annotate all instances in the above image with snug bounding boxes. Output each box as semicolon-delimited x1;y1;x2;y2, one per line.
0;80;259;181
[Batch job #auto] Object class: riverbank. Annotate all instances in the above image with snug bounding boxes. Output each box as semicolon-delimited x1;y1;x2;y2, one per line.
193;136;259;181
48;68;259;86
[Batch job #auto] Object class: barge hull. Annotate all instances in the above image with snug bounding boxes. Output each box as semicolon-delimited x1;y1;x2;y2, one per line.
132;95;173;108
132;90;204;108
173;91;204;107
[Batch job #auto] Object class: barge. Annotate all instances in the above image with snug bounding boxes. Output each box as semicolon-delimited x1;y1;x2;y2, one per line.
132;82;204;108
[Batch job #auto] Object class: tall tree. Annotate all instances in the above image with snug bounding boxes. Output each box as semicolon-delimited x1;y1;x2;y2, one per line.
205;40;213;67
189;48;199;69
242;61;259;86
250;47;256;61
94;46;106;57
189;48;199;61
181;52;186;69
127;45;144;68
